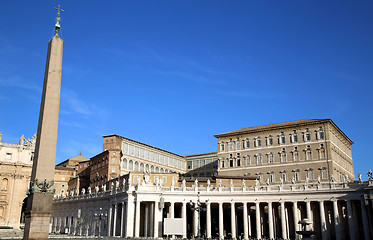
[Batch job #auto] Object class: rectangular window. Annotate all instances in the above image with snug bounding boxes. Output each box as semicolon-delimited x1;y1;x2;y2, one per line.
236;141;241;150
319;149;326;159
268;154;274;164
269;174;275;183
291;135;298;143
228;142;233;151
255;139;261;147
306;151;312;160
319;132;324;140
187;161;192;169
282;173;287;182
246;156;251;166
246;140;250;148
123;143;128;154
220;144;225;151
304;133;311;141
321;169;328;179
307;171;314;180
194;160;200;169
293;152;299;161
257;155;262;165
281;153;287;162
6;153;12;159
295;172;300;181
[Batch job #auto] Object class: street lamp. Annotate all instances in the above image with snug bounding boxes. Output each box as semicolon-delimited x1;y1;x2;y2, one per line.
94;207;107;237
190;191;207;239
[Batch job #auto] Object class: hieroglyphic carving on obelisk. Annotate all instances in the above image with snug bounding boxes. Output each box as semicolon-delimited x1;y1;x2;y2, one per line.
23;5;64;240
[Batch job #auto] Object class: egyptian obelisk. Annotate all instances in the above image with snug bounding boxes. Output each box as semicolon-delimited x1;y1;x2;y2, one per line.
23;6;64;240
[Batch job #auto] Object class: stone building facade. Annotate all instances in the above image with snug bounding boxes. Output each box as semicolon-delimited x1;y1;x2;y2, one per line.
52;174;373;240
215;119;354;185
50;119;373;240
185;152;218;178
0;133;35;228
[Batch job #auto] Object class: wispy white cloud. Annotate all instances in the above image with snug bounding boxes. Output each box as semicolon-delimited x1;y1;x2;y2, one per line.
61;89;94;116
0;75;40;91
59;119;86;129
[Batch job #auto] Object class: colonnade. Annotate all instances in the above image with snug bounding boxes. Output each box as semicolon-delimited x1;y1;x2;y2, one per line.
51;181;373;240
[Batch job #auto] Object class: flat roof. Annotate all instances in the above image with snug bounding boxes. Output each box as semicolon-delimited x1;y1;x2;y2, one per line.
214;119;353;144
103;134;184;158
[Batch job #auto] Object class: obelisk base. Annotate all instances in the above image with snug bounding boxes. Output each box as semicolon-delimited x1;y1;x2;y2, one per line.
23;193;53;240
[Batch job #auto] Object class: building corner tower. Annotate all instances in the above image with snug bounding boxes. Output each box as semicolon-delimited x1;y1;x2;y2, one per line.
23;6;64;240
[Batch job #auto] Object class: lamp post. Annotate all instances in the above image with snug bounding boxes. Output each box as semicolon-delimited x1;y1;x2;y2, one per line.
190;191;207;239
94;207;107;237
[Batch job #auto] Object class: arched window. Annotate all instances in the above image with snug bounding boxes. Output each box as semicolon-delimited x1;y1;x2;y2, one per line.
128;160;133;170
321;168;328;179
145;164;150;172
0;206;4;218
280;150;287;162
140;163;144;172
1;178;8;191
155;166;159;173
267;153;274;164
256;154;262;165
160;168;164;173
245;155;251;166
122;158;127;169
150;165;154;172
134;161;139;171
236;139;241;150
165;169;169;173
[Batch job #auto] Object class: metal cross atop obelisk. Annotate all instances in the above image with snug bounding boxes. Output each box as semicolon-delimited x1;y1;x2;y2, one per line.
54;5;64;34
23;5;64;240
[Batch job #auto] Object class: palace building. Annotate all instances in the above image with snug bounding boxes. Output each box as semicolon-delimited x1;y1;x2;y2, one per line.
0;133;35;229
51;119;373;240
215;119;354;185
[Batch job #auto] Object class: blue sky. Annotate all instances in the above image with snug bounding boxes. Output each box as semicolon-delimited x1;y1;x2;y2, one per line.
0;1;372;179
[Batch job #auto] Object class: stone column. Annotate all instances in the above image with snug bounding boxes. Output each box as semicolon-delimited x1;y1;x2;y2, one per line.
293;201;299;237
268;202;274;239
113;204;118;236
108;205;113;236
193;202;198;237
144;203;149;237
280;201;287;240
231;202;236;239
121;202;125;237
333;200;341;240
135;199;141;237
256;202;261;240
24;33;64;240
219;202;224;239
149;202;154;237
169;202;175;218
154;201;159;238
306;201;312;221
126;197;135;237
182;201;187;238
243;202;248;240
346;200;355;240
360;199;370;240
319;201;327;240
206;202;211;239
